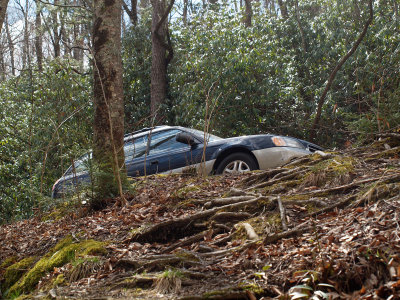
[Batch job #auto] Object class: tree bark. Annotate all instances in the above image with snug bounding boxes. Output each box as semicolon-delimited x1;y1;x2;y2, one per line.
22;0;31;68
183;0;187;25
5;14;14;75
243;0;252;27
35;2;43;71
122;0;138;25
0;43;5;80
51;0;61;57
277;0;288;19
92;0;126;201
0;0;8;35
309;0;373;141
150;0;174;118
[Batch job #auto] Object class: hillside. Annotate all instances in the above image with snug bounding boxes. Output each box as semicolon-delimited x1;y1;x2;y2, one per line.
1;135;400;300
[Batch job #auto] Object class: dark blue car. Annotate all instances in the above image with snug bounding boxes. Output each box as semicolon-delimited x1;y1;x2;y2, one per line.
51;126;323;198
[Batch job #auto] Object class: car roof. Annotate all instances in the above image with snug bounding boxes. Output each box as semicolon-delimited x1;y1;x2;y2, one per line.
124;125;173;140
123;126;222;143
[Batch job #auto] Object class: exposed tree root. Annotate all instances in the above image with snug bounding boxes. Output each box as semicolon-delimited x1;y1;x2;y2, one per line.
204;195;255;208
130;196;272;243
239;169;285;186
116;254;203;273
7;137;400;300
297;172;400;197
264;223;312;244
246;169;307;191
163;228;222;253
277;197;288;231
210;212;252;223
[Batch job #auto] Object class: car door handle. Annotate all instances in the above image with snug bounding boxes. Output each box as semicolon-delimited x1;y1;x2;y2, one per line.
151;160;159;165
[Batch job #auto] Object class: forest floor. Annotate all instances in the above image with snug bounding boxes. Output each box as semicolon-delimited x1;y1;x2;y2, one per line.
1;135;400;300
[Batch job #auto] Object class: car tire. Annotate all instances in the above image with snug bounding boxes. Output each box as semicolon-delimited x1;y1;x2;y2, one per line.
215;152;258;174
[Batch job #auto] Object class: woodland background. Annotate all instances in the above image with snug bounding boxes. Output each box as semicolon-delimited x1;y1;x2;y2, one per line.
0;0;399;223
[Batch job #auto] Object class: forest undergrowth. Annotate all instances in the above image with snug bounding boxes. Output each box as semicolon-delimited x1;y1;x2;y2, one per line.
1;135;400;299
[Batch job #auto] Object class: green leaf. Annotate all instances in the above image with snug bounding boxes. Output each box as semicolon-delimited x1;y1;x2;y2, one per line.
262;265;272;271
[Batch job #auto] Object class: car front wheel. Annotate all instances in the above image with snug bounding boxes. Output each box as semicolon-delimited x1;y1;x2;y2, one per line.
215;152;258;174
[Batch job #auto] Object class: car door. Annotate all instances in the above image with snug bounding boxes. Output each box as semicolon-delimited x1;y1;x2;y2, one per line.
146;129;202;174
124;134;150;176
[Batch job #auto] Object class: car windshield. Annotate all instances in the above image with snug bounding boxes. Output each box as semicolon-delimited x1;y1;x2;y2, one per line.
184;128;222;142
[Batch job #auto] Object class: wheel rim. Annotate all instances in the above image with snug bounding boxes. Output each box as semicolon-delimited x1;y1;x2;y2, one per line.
223;160;251;174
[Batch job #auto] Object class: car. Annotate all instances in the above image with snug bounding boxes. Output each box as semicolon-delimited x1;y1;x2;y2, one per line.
51;126;324;198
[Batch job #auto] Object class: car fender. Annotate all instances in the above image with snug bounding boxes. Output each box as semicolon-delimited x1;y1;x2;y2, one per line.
211;143;260;172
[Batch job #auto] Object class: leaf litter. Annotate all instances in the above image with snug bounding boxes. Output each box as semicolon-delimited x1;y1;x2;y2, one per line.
1;136;400;299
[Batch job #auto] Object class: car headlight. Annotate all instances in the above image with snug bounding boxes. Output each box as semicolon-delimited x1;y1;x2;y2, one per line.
272;136;304;149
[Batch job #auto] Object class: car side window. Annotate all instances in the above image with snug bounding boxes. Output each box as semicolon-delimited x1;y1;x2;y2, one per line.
149;129;188;155
124;135;149;159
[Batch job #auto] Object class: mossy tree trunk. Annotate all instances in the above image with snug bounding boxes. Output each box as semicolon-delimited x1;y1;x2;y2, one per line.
92;0;126;201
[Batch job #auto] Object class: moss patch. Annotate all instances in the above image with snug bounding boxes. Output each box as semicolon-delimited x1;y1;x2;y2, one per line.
301;156;356;188
238;282;264;294
174;184;201;199
52;274;65;287
6;237;106;297
1;256;18;269
2;257;36;293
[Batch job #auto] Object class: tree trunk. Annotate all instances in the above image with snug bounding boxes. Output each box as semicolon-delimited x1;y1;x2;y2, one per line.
309;0;373;141
183;0;187;25
150;0;174;118
5;14;14;75
0;43;5;80
92;0;126;201
35;3;43;71
0;0;9;34
277;0;288;18
52;0;61;57
122;0;138;25
22;0;31;68
243;0;252;27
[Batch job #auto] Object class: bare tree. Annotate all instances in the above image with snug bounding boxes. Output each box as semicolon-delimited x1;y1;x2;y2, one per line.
92;0;126;202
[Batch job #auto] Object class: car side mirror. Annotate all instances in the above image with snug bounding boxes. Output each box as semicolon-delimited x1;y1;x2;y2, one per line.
176;132;198;146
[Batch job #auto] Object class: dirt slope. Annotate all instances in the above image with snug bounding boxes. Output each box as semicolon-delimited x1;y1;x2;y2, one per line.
1;136;400;300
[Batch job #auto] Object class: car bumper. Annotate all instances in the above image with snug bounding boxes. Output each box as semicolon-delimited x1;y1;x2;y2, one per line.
252;147;311;170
